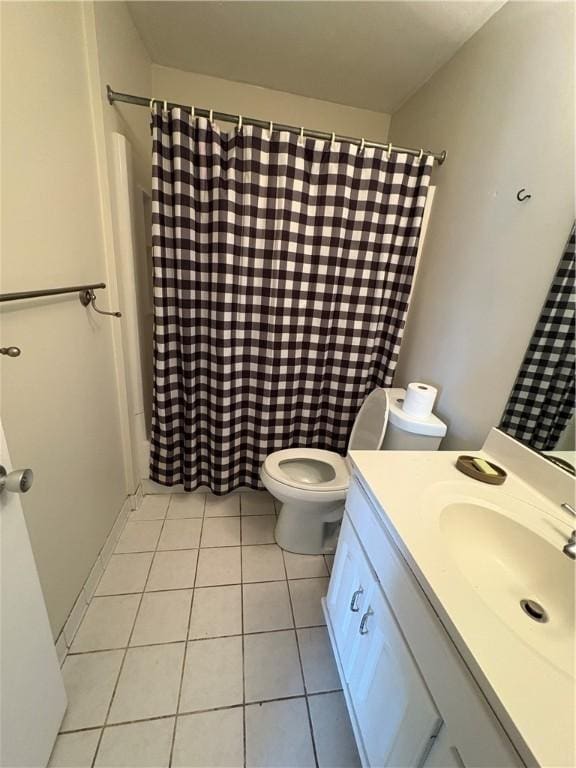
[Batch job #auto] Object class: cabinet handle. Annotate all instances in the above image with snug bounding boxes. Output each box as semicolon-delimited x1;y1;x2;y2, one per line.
359;607;373;634
349;587;364;612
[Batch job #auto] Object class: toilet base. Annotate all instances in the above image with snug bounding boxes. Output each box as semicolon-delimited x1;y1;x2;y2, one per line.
274;499;345;555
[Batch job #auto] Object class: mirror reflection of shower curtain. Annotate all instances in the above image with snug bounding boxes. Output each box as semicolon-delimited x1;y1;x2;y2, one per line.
500;224;575;450
150;106;434;493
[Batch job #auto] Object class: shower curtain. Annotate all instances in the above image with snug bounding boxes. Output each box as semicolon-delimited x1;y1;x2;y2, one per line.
500;225;575;450
150;107;433;493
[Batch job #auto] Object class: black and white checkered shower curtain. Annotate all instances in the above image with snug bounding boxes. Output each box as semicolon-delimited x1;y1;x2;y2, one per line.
500;225;575;450
150;107;433;492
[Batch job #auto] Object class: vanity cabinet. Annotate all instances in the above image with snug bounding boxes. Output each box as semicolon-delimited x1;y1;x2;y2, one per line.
323;477;524;768
326;517;441;767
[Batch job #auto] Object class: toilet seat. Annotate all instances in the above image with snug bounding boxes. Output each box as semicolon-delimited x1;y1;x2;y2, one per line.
263;448;350;492
260;389;390;554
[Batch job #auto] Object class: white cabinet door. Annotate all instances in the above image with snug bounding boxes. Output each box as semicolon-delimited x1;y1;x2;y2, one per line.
325;516;372;679
347;578;441;768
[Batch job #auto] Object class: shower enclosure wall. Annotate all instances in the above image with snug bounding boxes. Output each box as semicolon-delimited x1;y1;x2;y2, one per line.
132;182;153;433
111;133;159;488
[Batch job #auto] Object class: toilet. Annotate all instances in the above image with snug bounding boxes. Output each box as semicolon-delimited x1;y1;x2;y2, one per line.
260;386;447;555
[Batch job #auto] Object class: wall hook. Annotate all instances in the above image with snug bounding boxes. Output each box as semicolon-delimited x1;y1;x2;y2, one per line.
516;188;532;202
79;289;122;318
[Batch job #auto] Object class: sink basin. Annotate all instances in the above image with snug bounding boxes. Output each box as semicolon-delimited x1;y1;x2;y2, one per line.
439;500;574;677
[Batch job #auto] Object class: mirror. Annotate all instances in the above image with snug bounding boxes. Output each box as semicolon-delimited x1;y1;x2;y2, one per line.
499;225;575;472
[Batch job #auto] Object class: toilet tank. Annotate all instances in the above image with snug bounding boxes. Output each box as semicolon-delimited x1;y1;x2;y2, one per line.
382;388;446;451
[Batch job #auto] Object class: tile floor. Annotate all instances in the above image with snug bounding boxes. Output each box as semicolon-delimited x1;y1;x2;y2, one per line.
50;491;359;768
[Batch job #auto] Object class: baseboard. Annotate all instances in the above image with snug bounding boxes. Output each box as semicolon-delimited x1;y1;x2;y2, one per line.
132;482;144;510
54;488;142;666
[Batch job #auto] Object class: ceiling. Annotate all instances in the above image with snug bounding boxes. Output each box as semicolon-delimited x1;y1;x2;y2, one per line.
127;1;506;114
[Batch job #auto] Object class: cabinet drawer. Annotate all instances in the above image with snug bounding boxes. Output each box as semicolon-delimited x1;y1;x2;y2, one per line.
346;479;389;572
345;476;524;768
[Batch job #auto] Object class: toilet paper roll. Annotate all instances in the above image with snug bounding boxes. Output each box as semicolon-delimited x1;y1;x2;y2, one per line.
402;382;438;418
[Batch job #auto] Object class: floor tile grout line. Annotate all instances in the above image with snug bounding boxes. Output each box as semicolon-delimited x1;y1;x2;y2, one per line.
66;638;189;656
169;492;207;768
90;506;170;768
96;573;328;601
243;688;343;708
60;712;177;736
114;540;309;555
280;548;320;768
129;516;204;522
65;621;331;656
58;690;346;736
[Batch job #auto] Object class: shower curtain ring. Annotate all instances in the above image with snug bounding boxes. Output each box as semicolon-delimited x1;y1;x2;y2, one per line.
386;142;392;159
149;98;155;110
163;100;168;112
191;105;195;118
299;127;305;145
269;120;274;137
360;137;365;153
331;132;336;147
418;148;424;160
209;109;214;123
238;115;243;130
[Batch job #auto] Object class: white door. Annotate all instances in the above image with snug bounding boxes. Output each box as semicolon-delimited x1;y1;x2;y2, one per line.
326;516;372;678
347;581;441;767
0;421;66;767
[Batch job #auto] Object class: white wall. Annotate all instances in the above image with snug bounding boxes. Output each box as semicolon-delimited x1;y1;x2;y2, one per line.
0;1;128;636
556;414;575;453
389;1;574;449
152;65;391;140
89;2;152;191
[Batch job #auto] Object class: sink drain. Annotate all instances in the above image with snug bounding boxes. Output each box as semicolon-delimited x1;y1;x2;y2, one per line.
520;599;549;623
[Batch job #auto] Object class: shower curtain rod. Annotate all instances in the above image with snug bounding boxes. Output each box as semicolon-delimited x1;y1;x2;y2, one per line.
107;85;447;166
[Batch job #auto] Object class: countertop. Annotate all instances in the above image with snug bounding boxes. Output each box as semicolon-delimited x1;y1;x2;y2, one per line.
348;448;575;768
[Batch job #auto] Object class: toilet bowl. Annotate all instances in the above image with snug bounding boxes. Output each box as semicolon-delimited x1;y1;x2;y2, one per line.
260;448;350;554
260;387;390;554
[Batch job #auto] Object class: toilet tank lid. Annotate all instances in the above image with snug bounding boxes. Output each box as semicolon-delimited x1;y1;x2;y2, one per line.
387;388;447;437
